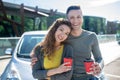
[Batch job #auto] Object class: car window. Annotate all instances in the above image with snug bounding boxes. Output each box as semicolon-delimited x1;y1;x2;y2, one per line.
17;35;44;58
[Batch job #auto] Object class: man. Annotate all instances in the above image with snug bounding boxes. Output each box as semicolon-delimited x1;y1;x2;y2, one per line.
65;5;104;80
31;5;104;80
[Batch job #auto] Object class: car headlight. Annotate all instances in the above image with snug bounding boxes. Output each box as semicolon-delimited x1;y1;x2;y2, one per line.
7;63;21;80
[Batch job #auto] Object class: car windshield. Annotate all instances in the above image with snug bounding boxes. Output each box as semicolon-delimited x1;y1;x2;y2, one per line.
17;34;45;58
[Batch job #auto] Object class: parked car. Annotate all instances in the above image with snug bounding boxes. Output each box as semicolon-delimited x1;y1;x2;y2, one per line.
5;48;13;55
0;31;47;80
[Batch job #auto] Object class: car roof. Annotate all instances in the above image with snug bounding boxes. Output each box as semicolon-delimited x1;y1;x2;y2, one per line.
22;30;48;35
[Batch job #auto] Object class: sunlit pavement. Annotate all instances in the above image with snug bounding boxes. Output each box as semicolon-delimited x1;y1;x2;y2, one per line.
99;41;120;65
103;57;120;80
99;41;120;80
0;57;11;76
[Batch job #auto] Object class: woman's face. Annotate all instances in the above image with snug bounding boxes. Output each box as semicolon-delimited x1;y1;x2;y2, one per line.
67;10;83;30
55;24;71;43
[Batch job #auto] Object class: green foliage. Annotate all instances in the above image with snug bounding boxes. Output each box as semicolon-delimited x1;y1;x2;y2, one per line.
0;25;4;32
1;12;118;37
24;18;33;31
39;17;48;30
47;14;65;28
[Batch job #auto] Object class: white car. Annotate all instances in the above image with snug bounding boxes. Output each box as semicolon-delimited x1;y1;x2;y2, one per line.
0;31;47;80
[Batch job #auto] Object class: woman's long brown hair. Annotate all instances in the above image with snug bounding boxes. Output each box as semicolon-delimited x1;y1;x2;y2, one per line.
35;18;72;57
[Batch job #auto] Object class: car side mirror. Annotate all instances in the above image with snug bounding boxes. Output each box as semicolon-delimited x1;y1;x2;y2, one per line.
5;48;12;55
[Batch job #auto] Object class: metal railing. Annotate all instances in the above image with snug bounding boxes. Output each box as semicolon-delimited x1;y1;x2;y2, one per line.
0;37;20;56
0;34;117;56
97;34;116;43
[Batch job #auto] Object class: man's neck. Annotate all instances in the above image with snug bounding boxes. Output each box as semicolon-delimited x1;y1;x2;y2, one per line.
71;28;83;37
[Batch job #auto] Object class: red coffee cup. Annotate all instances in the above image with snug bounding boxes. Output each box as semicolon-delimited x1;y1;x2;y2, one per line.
64;58;73;66
84;60;94;74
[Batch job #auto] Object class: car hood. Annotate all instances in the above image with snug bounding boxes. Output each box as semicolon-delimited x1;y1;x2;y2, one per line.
12;57;36;80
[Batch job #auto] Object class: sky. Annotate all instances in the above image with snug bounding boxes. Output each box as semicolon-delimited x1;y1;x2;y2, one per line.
3;0;120;21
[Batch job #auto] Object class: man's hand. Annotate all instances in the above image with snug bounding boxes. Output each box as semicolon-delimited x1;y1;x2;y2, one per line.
30;50;38;66
56;62;72;74
90;62;101;76
31;57;38;66
47;62;72;76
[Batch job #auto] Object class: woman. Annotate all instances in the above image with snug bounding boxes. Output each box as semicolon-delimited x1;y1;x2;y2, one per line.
31;18;73;80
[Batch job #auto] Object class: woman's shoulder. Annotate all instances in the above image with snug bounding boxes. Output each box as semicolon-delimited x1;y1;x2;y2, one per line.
34;45;41;51
34;45;43;55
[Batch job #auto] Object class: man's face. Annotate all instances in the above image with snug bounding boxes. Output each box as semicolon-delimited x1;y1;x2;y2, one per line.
67;10;83;30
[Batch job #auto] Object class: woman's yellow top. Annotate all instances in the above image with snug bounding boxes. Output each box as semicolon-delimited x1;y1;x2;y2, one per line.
44;45;64;69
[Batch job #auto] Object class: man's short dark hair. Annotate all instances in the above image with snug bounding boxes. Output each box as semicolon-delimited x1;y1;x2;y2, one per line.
66;5;81;14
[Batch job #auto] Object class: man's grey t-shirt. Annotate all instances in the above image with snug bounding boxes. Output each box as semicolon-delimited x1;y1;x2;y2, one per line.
67;29;103;78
